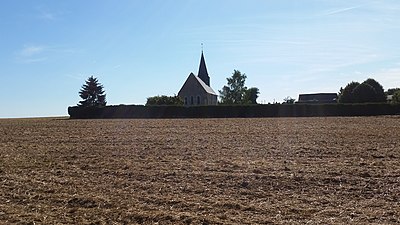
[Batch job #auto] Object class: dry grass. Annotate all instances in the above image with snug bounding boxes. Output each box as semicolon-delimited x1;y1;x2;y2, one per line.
1;117;400;224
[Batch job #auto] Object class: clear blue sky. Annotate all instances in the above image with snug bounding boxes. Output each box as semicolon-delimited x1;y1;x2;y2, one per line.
1;0;400;118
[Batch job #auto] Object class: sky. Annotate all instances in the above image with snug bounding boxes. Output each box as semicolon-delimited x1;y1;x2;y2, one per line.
1;0;400;118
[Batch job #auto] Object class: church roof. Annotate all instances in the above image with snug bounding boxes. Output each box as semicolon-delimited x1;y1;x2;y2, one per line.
178;73;217;96
198;51;210;86
193;74;217;95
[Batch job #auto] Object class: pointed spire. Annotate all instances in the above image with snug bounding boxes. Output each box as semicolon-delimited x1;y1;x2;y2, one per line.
198;50;210;86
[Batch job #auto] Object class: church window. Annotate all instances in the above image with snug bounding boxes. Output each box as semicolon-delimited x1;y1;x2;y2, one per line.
184;97;188;105
197;96;201;105
190;96;194;105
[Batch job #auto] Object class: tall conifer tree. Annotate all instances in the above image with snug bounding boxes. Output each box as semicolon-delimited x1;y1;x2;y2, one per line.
78;76;106;107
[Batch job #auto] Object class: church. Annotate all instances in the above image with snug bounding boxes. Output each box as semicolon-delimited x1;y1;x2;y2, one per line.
178;51;218;106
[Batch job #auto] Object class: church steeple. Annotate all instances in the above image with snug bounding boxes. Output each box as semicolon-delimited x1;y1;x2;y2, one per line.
198;51;210;86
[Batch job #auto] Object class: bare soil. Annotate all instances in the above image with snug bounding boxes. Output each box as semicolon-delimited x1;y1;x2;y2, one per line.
0;117;400;224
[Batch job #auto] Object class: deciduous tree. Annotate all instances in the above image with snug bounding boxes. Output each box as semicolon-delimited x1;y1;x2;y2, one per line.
363;78;386;102
352;83;377;103
338;78;387;103
243;87;260;104
338;81;360;103
219;70;259;104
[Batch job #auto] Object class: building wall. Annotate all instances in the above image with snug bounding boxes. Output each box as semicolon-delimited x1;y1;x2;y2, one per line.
182;93;217;106
178;75;217;106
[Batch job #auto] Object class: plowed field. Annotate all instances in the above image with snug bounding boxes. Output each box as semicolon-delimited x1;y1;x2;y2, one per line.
1;117;400;224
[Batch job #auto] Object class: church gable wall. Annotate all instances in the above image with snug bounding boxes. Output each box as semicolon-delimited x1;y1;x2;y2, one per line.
178;76;210;106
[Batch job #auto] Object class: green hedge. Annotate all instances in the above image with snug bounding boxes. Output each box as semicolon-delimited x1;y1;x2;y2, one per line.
68;103;400;119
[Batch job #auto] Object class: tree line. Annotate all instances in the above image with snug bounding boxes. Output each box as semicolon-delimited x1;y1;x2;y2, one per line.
338;78;400;104
76;74;400;108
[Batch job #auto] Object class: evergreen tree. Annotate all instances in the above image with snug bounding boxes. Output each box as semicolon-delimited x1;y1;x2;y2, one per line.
78;76;106;107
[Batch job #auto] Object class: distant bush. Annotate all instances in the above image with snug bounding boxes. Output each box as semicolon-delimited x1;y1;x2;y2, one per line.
392;90;400;104
387;88;400;96
146;95;183;106
283;96;296;104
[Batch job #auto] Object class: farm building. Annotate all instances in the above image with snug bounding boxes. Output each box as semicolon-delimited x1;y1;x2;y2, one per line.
297;93;338;103
178;52;218;106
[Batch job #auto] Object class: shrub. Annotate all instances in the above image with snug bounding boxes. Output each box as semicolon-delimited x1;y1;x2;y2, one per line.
146;95;183;106
392;90;400;104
